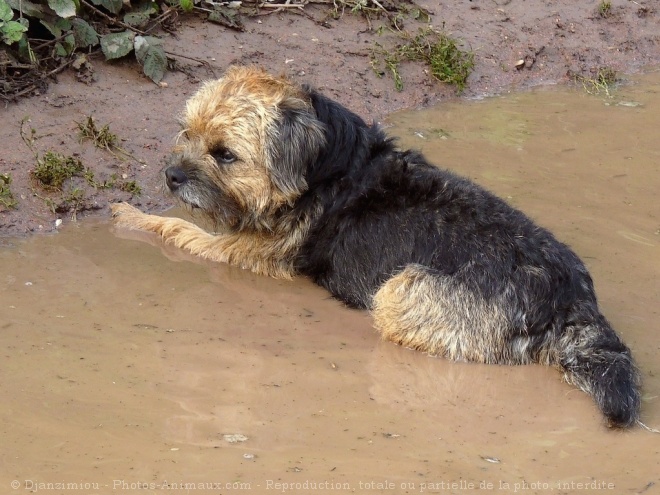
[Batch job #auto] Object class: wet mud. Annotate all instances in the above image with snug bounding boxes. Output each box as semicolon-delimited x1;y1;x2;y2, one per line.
1;72;659;494
2;1;660;237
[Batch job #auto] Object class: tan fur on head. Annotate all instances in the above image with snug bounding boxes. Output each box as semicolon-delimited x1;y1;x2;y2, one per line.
174;66;325;224
112;66;326;279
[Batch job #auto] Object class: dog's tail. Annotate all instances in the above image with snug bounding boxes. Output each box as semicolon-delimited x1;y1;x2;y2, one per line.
554;302;641;428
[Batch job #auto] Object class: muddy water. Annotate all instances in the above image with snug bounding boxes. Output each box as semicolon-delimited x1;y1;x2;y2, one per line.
2;73;659;495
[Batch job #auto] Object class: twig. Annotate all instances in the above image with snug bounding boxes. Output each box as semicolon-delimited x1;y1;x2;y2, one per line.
20;117;38;156
5;59;74;102
259;2;305;7
80;0;148;35
253;0;305;16
32;33;72;51
370;0;388;13
164;50;215;69
144;7;179;34
31;189;57;214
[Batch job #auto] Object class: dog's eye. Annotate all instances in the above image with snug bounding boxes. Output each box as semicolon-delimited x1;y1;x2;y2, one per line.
212;148;237;164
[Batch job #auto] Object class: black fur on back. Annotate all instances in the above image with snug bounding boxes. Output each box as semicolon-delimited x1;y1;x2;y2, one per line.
292;87;641;428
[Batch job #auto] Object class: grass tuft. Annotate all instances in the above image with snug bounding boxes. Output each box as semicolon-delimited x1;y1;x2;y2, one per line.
32;152;84;190
0;173;18;209
573;67;619;97
77;116;119;151
598;0;612;18
372;28;474;92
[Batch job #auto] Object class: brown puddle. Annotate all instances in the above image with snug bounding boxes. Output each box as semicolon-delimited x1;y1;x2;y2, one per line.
2;72;659;494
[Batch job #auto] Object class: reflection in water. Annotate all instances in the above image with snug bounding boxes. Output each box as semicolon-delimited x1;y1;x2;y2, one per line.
1;71;659;492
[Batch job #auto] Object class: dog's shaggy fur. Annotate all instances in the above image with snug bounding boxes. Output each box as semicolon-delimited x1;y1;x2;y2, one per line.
112;65;641;428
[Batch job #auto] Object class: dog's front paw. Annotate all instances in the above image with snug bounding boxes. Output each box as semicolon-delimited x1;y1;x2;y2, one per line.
111;202;150;229
111;201;141;217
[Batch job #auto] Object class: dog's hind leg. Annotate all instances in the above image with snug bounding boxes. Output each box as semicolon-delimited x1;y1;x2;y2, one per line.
371;264;518;364
372;264;642;427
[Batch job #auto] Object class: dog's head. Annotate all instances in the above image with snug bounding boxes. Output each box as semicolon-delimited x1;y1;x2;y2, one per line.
165;66;326;229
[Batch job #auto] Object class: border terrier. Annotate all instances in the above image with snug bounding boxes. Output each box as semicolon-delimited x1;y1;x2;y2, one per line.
112;65;640;428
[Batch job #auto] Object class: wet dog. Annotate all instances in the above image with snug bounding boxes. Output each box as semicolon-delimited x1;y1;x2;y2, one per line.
112;65;641;428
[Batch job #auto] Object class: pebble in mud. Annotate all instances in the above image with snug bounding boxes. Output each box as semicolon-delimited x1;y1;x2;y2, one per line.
223;434;248;443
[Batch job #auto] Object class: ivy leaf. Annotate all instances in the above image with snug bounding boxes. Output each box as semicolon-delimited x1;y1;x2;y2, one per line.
409;7;430;22
123;1;157;26
0;0;13;22
6;0;47;19
47;0;77;18
179;0;193;13
134;35;167;83
40;17;71;37
208;6;244;31
100;30;135;60
55;32;75;56
72;17;98;47
89;0;123;15
123;11;151;27
2;20;28;43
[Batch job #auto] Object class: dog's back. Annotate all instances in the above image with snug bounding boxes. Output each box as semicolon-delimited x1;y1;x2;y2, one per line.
295;88;641;428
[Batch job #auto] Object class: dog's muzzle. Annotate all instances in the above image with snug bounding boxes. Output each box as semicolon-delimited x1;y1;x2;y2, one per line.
165;166;188;192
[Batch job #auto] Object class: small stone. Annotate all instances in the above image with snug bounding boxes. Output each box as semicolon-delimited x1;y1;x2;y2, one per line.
224;434;248;443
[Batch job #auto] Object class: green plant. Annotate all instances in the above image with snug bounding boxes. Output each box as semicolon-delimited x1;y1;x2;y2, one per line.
573;67;618;97
119;180;141;196
598;0;612;18
21;117;142;218
332;0;430;26
370;44;404;90
372;28;474;92
54;186;87;219
76;115;140;162
77;116;119;151
403;29;474;91
81;166;141;196
76;116;142;194
0;173;18;209
333;0;387;20
101;31;167;84
1;0;176;101
84;169;116;189
2;0;439;101
0;0;27;45
62;186;85;205
32;151;84;190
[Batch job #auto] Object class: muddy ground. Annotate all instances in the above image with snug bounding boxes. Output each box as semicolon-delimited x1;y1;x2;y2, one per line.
0;0;659;236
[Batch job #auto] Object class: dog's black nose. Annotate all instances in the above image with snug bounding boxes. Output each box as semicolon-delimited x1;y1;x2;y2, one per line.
165;166;188;191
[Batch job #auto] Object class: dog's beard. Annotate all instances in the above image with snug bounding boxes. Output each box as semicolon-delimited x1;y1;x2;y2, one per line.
173;185;205;210
168;181;241;230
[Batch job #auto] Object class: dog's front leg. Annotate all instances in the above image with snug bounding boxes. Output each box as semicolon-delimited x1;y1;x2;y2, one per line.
111;202;209;241
111;202;294;279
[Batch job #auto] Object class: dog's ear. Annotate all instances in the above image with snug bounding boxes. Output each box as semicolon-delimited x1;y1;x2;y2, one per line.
268;96;326;198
